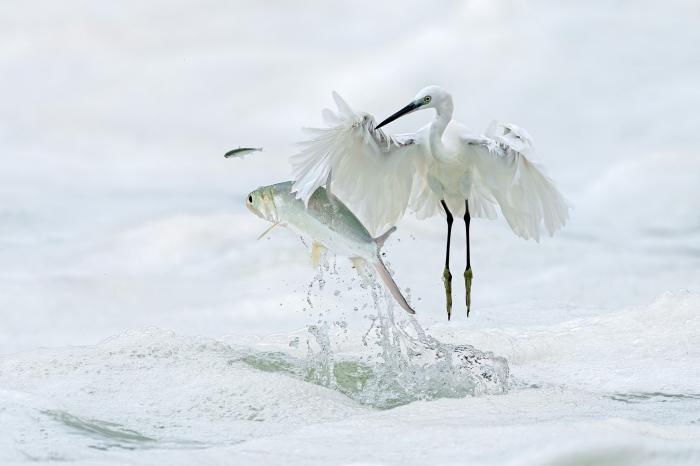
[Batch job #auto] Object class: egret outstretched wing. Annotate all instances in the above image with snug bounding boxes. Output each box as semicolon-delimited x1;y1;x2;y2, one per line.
291;92;429;235
459;122;570;241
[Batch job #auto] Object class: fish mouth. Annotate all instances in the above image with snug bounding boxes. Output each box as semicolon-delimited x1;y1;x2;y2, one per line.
245;193;265;219
245;200;264;219
245;189;278;223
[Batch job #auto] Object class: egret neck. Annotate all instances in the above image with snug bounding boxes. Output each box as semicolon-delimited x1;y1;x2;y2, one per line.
428;96;453;160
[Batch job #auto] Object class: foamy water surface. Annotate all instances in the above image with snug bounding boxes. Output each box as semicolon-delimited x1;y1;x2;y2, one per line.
2;0;700;464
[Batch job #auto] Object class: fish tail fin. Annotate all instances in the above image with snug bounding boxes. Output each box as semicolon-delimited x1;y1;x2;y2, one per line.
371;256;415;315
373;226;397;249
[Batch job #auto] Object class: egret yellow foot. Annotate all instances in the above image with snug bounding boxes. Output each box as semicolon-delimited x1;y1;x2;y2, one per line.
464;267;473;317
442;267;453;320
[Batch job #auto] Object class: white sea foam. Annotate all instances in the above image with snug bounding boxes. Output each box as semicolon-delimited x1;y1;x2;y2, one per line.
1;292;699;464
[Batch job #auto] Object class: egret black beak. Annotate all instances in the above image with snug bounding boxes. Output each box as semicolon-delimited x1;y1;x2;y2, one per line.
375;101;422;130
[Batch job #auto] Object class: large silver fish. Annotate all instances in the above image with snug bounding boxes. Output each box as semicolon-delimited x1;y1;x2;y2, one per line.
246;181;415;314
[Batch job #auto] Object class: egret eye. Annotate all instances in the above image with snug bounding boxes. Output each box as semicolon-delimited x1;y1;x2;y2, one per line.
248;195;253;203
424;96;432;103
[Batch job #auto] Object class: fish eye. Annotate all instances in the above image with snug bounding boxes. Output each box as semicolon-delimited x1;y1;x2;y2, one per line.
424;96;432;103
248;195;253;203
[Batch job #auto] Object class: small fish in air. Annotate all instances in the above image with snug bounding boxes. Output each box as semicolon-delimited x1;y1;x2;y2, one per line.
224;147;263;159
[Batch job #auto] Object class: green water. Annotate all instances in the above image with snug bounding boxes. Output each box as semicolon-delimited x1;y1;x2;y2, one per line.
43;410;155;450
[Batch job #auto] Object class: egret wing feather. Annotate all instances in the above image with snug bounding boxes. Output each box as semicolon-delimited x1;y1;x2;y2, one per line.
291;92;429;235
458;122;569;241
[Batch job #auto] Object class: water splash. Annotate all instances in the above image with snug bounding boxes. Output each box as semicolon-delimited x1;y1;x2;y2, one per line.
241;264;510;409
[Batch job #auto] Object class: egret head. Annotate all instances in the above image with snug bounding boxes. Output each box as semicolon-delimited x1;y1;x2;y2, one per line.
375;85;452;130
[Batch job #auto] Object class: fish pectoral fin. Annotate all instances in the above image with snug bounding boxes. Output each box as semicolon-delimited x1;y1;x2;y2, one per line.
311;241;326;268
257;222;281;240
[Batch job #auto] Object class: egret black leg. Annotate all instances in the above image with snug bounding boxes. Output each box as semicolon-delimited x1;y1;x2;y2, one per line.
464;200;473;317
441;200;453;320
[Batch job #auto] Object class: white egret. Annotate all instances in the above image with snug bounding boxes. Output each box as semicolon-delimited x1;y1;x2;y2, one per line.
291;86;569;319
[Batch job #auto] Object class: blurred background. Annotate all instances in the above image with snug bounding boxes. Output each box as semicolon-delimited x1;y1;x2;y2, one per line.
1;0;699;354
